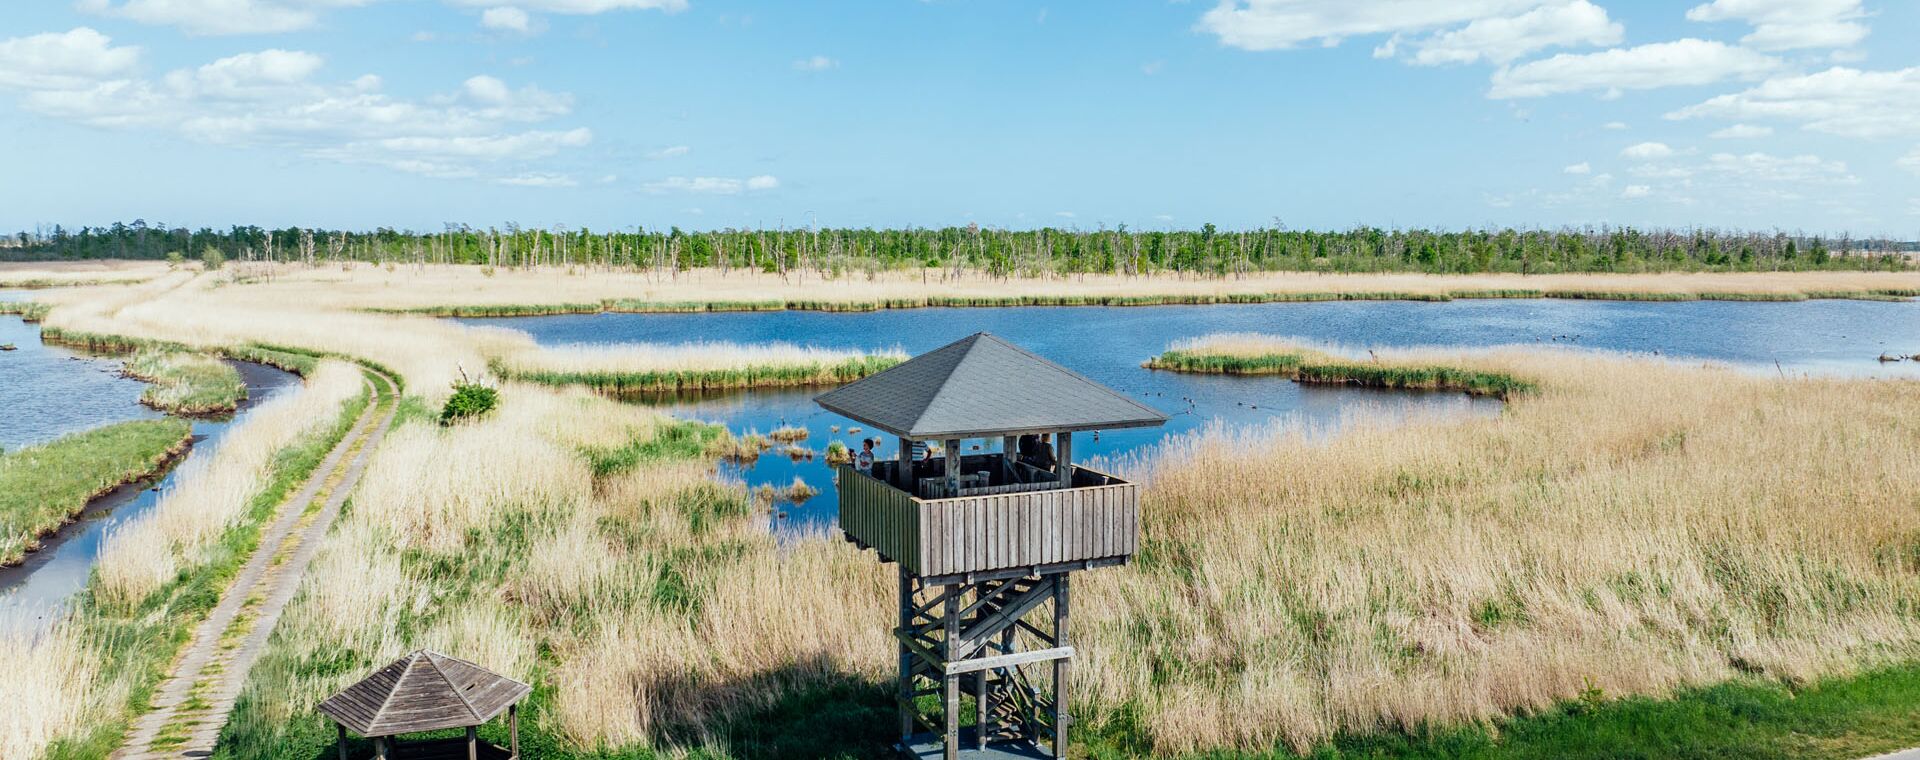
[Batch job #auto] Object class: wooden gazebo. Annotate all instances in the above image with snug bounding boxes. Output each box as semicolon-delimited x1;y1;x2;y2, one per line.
317;650;530;760
817;332;1168;759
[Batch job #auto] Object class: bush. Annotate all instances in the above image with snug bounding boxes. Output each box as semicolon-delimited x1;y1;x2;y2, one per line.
440;381;498;424
200;246;225;271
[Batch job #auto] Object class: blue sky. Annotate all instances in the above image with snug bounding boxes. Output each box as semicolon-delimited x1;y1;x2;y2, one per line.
0;0;1915;234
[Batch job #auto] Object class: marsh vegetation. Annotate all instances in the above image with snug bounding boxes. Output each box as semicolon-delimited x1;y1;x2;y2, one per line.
0;419;191;565
122;350;248;416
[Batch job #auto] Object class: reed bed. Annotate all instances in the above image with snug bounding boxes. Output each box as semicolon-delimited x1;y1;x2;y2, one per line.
0;301;51;321
93;361;362;608
0;628;102;758
217;383;895;758
1149;335;1533;397
0;419;192;565
1074;337;1920;754
123;349;248;415
495;341;904;394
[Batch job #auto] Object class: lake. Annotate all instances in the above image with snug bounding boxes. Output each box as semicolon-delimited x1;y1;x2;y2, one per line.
460;297;1920;529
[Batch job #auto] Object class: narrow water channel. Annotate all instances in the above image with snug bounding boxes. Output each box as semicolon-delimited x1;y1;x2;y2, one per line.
1;298;302;631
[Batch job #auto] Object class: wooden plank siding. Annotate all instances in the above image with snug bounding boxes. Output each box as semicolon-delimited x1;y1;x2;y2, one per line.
837;465;1138;577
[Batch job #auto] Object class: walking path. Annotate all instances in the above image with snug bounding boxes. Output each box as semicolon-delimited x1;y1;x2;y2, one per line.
113;368;397;760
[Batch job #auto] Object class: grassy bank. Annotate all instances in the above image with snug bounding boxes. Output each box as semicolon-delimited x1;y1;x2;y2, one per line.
123;350;248;416
1147;338;1534;397
376;285;1918;318
0;419;192;565
0;300;51;321
494;342;904;394
16;363;368;760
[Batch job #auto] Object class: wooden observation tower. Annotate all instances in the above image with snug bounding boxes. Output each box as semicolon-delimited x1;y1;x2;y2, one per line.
817;333;1168;759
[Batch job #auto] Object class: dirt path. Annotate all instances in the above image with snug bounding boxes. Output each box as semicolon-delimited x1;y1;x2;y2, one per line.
113;368;398;760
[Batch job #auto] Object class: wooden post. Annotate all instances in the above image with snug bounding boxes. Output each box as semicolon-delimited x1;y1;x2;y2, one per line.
374;737;389;760
945;438;961;495
1002;435;1019;480
898;436;914;491
943;586;961;760
974;580;989;748
1051;575;1071;758
899;568;915;743
336;723;348;760
467;725;478;760
1056;432;1074;490
510;704;521;759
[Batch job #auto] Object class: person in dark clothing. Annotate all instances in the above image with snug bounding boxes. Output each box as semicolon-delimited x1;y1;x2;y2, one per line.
1030;433;1057;470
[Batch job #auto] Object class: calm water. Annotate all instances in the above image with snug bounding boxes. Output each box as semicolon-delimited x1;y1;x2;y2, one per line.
462;297;1920;528
0;299;302;630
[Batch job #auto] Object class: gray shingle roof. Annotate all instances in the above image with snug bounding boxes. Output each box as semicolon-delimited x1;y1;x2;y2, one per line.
317;650;531;737
814;332;1168;439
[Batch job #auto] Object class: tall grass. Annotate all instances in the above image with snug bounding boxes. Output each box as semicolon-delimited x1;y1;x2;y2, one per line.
0;419;192;565
94;361;362;608
1074;338;1920;754
123;349;248;415
496;342;905;394
1148;335;1534;397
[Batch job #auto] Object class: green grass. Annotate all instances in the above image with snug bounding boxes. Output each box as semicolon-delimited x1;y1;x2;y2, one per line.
1078;664;1920;760
40;377;372;760
124;349;249;415
0;276;149;289
497;355;903;394
0;419;193;565
584;420;726;476
0;300;52;321
1147;349;1533;397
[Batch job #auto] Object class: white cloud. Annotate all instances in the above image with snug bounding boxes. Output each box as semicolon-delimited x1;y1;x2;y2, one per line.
1055;211;1077;219
481;6;533;32
1667;66;1920;139
1896;147;1920;176
447;0;684;12
1621;184;1651;198
1397;1;1621;66
75;0;372;36
1685;0;1867;51
792;55;838;71
1603;121;1628;130
1703;151;1856;184
1563;161;1591;174
647;145;690;159
1620;141;1674;159
0;32;591;180
1488;39;1777;98
644;175;780;194
0;28;140;90
1628;163;1693;179
1198;0;1545;52
495;171;576;187
1709;123;1772;139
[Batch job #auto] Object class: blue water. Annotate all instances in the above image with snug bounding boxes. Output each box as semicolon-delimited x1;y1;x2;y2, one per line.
459;297;1920;529
0;297;303;629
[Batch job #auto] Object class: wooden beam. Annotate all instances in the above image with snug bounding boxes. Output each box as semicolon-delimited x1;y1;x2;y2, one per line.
337;723;348;760
1052;575;1071;759
1057;432;1073;490
943;590;961;760
510;705;520;760
467;725;478;760
946;646;1077;675
898;567;915;744
897;436;913;490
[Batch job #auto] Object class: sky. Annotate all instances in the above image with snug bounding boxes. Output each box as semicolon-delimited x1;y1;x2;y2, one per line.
0;0;1916;235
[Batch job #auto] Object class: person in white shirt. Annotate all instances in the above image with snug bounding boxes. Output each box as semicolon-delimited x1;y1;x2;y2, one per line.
855;438;875;474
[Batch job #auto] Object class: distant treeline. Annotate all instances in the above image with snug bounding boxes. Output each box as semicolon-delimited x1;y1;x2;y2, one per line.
2;221;1913;275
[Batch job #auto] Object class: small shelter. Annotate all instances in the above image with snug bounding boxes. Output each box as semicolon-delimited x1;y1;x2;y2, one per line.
317;650;530;760
818;332;1167;760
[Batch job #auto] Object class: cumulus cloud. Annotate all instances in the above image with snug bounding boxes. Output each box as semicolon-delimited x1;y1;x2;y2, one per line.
1620;141;1674;159
0;28;592;180
1392;1;1621;66
1199;0;1543;51
1709;123;1772;139
1489;39;1777;98
1666;66;1920;139
1603;121;1628;130
0;27;140;91
75;0;375;36
446;0;685;12
1895;147;1920;176
1702;151;1856;184
1685;0;1868;51
1563;161;1591;174
792;55;838;71
644;175;780;194
495;171;577;187
481;6;533;32
1620;184;1651;198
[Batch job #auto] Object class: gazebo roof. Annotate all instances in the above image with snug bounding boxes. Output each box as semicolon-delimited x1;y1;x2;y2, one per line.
814;332;1168;439
317;650;531;737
